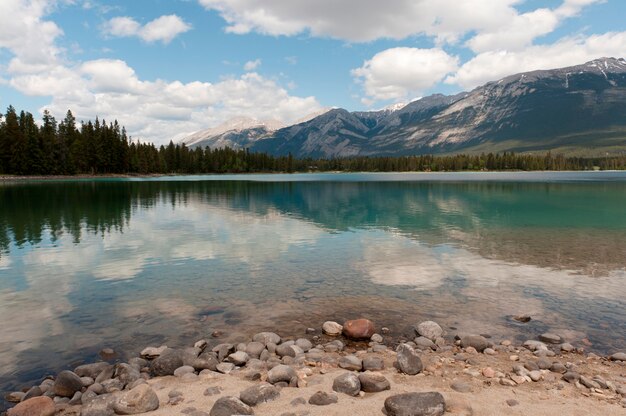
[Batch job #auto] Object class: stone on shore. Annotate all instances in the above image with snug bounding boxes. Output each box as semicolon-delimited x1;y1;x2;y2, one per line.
450;381;472;393
245;342;266;359
267;364;297;384
239;383;280;406
414;336;437;351
75;362;111;379
80;393;119;416
216;363;235;374
322;321;343;336
209;396;254;416
562;371;580;383
610;352;626;361
113;384;159;414
252;332;281;345
53;370;84;398
358;372;391;392
7;397;55;416
227;351;250;366
174;365;196;377
339;355;363;371
539;333;562;344
371;333;383;343
150;348;184;376
343;319;375;340
308;391;338;406
332;373;361;396
362;355;385;371
396;343;423;375
140;345;167;359
295;338;313;352
384;392;446;416
460;335;489;352
416;321;443;341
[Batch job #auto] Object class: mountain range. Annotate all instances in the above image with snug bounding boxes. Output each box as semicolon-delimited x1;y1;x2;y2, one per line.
181;58;626;157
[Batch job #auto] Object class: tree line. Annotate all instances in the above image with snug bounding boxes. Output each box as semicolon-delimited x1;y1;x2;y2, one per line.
1;106;625;175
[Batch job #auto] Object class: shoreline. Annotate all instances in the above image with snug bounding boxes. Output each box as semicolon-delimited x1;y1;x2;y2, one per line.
3;318;625;416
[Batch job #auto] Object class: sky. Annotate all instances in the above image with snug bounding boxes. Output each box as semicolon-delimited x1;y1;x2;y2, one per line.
0;0;625;145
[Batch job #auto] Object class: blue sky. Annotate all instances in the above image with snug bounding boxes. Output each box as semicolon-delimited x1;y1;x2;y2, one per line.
0;0;625;144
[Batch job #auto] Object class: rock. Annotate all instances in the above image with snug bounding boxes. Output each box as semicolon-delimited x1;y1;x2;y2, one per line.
451;381;472;393
550;363;567;373
209;396;254;416
7;397;55;416
75;362;111;379
506;399;519;407
276;344;297;358
228;351;250;366
115;363;140;386
610;352;626;361
5;392;25;403
396;343;423;375
513;314;531;323
81;377;95;387
252;332;281;345
529;370;542;382
579;375;601;389
308;391;338;406
524;361;540;371
384;392;445;416
295;339;312;352
561;343;575;352
416;321;443;341
140;345;167;359
151;348;184;376
322;321;343;336
539;333;562;344
339;355;362;371
343;319;375;340
216;362;235;374
240;383;280;406
204;386;222;396
483;348;496;355
80;393;119;416
371;333;383;343
113;384;159;414
332;373;361;396
267;364;297;384
245;342;266;359
414;336;436;351
562;372;580;383
23;386;43;400
174;365;196;377
482;367;495;378
95;365;115;383
460;335;489;352
290;397;307;406
189;352;219;371
54;370;84;397
358;372;390;392
362;355;384;371
69;391;83;405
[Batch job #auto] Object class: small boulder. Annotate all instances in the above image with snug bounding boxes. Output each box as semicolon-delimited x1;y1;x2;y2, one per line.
113;384;159;415
460;335;489;352
295;338;313;352
239;383;280;406
209;396;254;416
342;319;375;340
610;352;626;361
140;345;167;359
416;321;443;341
358;372;390;392
332;373;361;396
414;336;436;351
384;392;445;416
362;355;385;371
174;365;196;377
53;370;84;398
338;355;362;371
539;333;562;344
396;343;423;375
267;364;297;384
7;397;55;416
245;342;266;359
322;321;343;336
150;348;184;376
252;332;281;345
74;362;111;379
228;351;250;366
308;391;338;406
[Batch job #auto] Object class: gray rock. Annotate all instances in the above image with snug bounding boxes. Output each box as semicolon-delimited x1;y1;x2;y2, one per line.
23;386;43;401
228;351;250;366
209;396;254;416
523;340;548;351
450;381;472;393
414;336;436;351
239;383;280;406
384;392;445;416
550;363;567;373
216;362;235;374
259;350;271;362
267;365;297;384
524;361;540;371
81;390;98;405
562;371;580;383
113;384;159;415
322;321;343;336
416;321;443;341
371;333;383;343
87;382;104;395
308;391;338;406
115;363;140;387
560;343;575;352
396;343;423;375
290;397;307;406
204;386;222;396
276;344;297;358
358;372;390;392
69;391;83;405
212;344;235;362
174;365;196;377
338;355;362;371
506;399;519;407
529;370;542;382
151;348;184;376
81;376;95;387
80;393;119;416
252;332;281;345
95;365;115;383
537;358;553;370
53;370;84;398
460;335;489;352
610;352;626;361
332;373;361;396
362;355;384;371
140;345;167;359
4;392;25;403
579;375;601;389
295;339;313;352
189;352;219;371
75;362;111;379
101;378;124;393
245;342;266;359
539;333;562;344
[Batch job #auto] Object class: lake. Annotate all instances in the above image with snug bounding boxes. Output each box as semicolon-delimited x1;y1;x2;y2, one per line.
1;172;625;395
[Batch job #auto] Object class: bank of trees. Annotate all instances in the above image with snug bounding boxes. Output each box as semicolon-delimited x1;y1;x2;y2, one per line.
1;106;625;175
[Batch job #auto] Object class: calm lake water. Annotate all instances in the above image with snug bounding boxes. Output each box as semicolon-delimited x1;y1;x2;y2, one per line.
1;172;625;395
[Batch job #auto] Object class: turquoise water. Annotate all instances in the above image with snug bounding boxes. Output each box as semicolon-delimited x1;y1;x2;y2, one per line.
1;172;625;395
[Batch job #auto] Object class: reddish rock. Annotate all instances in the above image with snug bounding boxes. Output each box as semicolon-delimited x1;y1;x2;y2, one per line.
7;396;55;416
342;319;375;340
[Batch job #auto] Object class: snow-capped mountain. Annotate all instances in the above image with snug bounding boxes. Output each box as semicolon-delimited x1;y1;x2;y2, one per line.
181;117;284;150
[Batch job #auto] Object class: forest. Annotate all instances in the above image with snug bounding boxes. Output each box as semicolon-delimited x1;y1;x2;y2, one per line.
1;106;626;175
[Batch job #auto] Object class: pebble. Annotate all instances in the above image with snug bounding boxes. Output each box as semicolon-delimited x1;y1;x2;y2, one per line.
414;336;437;350
482;367;495;378
204;386;222;396
362;355;385;371
74;362;111;379
295;338;313;352
291;397;307;406
140;345;167;359
322;321;343;336
267;364;297;384
5;392;25;403
460;335;489;352
358;372;391;392
451;381;472;393
151;348;184;376
216;362;235;374
252;332;281;345
308;391;338;406
562;371;580;383
610;352;626;362
506;399;519;407
113;384;159;414
509;355;519;361
228;351;250;366
174;365;195;377
580;375;601;389
239;383;280;406
384;392;445;416
561;343;575;352
342;318;375;340
396;343;423;375
483;348;496;355
371;333;383;343
416;321;444;341
513;314;531;323
550;363;567;374
332;372;361;396
53;370;84;398
539;333;562;344
529;371;542;382
209;396;253;416
339;355;363;371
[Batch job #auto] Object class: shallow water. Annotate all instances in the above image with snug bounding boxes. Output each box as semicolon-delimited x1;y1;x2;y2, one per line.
1;172;625;396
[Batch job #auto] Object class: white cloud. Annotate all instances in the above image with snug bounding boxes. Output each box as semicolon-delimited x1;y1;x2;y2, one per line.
102;14;192;44
244;58;262;71
447;31;626;89
352;48;459;103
